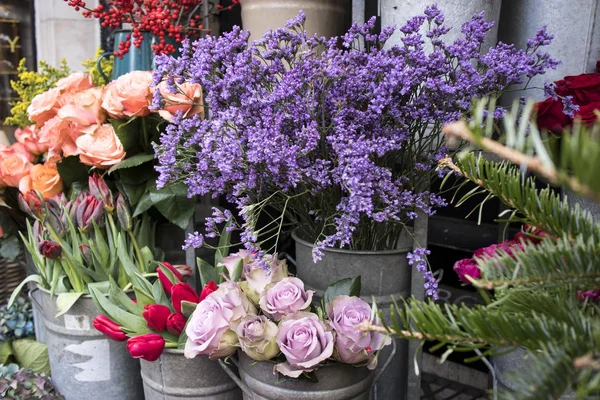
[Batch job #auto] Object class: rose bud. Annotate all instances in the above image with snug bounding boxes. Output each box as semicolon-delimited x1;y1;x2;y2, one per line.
93;314;127;341
142;304;172;331
126;333;165;361
259;277;314;321
166;312;186;335
171;282;199;314
38;240;62;259
76;194;104;232
199;281;218;302
236;315;279;361
89;173;114;212
157;262;183;294
79;244;93;266
116;193;132;231
18;190;45;219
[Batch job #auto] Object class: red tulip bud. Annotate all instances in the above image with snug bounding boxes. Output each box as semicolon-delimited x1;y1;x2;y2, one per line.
93;314;127;341
126;333;165;361
38;240;62;259
199;281;218;302
89;173;114;212
142;304;172;331
116;193;132;231
76;194;104;232
18;190;45;219
166;312;186;335
171;282;199;314
157;262;183;294
79;244;93;265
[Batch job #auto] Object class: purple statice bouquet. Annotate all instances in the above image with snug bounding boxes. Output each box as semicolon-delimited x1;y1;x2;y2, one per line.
151;6;557;266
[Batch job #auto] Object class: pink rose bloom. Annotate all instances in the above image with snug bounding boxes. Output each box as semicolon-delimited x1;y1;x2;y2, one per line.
15;125;49;156
259;277;314;321
58;87;106;127
275;312;335;378
473;240;524;260
39;116;81;158
327;295;391;368
76;124;125;169
56;72;94;94
0;147;33;187
27;88;61;127
157;81;204;122
9;142;36;163
102;71;153;118
453;258;481;283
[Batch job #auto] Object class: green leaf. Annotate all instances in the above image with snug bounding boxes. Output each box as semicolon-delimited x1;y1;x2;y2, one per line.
8;275;41;308
108;277;142;315
120;182;146;207
217;218;233;256
180;301;197;318
322;276;361;306
158;263;181;288
111;117;141;153
0;340;13;364
108;153;155;174
152;279;170;307
12;339;50;375
197;257;217;287
57;156;89;186
132;192;154;218
55;292;84;317
154;196;196;229
117;163;156;185
89;285;150;333
230;258;243;282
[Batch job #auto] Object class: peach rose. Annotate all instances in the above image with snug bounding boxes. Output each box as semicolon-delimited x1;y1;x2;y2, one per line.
39;116;81;158
56;72;94;94
15;125;49;156
76;124;125;169
156;81;204;122
102;71;153;118
0;147;33;188
27;88;61;127
58;87;106;127
9;142;36;162
19;163;63;199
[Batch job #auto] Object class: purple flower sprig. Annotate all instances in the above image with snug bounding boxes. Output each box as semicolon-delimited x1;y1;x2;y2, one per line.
407;247;438;300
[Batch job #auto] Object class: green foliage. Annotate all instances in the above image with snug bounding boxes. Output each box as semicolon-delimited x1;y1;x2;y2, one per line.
0;367;63;399
5;58;70;127
81;47;113;86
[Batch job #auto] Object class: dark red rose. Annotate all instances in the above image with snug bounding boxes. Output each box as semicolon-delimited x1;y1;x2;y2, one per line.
142;304;172;331
199;281;218;302
166;313;186;335
535;98;571;134
554;73;600;104
157;262;183;294
171;282;199;314
93;314;127;341
574;101;600;125
126;334;165;361
38;240;62;259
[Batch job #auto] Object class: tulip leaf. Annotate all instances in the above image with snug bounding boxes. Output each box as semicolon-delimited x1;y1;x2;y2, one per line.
55;292;84;317
89;285;150;333
108;277;142;315
217;217;233;258
231;258;243;282
197;257;217;287
180;301;197;318
0;340;13;364
152;279;170;308
322;276;362;307
158;263;180;287
12;339;50;375
7;275;41;308
57;156;90;186
108;153;155;174
141;246;156;272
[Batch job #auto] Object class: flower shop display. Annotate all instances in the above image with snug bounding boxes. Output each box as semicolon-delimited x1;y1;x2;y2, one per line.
0;366;63;400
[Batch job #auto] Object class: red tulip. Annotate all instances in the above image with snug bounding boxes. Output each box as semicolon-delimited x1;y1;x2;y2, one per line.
142;304;172;331
126;334;165;361
38;240;62;259
171;282;199;314
93;314;127;341
18;190;45;219
166;312;186;335
157;262;183;294
199;281;218;302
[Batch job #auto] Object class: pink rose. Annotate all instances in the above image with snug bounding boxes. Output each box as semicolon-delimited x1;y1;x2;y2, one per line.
275;312;334;378
58;87;106;127
453;258;481;283
9;142;36;162
15;125;49;156
56;72;94;94
259;277;313;321
102;71;153;118
76;124;126;169
39;116;81;158
0;147;33;188
220;249;253;279
157;81;204;122
27;88;61;127
327;295;391;369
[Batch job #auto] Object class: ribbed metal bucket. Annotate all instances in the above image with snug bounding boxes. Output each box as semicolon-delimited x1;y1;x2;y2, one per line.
220;350;393;400
31;286;144;400
292;231;412;400
140;349;242;399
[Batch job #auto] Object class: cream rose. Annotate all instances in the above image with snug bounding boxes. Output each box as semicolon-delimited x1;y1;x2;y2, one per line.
102;71;153;118
19;163;63;199
156;81;204;122
58;87;106;127
76;124;126;169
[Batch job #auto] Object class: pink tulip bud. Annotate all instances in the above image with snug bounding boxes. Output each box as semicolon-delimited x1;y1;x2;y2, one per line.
76;194;104;232
89;173;114;212
18;190;45;219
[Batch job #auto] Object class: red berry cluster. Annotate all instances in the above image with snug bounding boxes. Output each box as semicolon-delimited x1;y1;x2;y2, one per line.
64;0;240;57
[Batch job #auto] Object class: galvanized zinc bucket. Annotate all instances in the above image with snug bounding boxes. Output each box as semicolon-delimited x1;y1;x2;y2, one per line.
292;230;412;400
140;349;242;399
219;346;394;400
31;286;144;400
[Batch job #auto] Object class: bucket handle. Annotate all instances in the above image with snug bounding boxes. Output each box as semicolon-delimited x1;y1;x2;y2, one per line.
218;357;254;399
28;287;43;311
96;52;113;84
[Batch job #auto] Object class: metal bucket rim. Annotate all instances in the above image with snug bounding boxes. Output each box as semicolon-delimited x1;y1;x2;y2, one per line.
34;284;134;300
237;349;372;373
292;229;414;255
